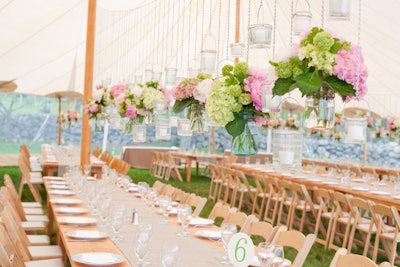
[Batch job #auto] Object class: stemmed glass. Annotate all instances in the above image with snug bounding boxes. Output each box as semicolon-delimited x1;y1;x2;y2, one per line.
160;243;180;267
98;196;112;227
147;188;158;210
159;195;172;224
134;224;153;266
110;206;126;241
177;204;192;237
138;182;149;202
220;223;237;264
271;245;285;267
257;242;276;267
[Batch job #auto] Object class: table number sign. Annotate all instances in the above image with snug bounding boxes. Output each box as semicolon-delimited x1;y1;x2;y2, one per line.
227;233;254;267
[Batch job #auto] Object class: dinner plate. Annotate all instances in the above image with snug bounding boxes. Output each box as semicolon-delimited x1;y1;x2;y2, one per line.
43;176;65;181
306;178;322;182
352;186;370;192
55;207;88;214
195;230;221;240
49;181;68;185
48;185;70;190
352;178;365;183
369;190;391;196
294;175;309;179
49;198;82;205
48;190;75;196
322;181;339;186
251;256;291;267
72;252;124;266
66;230;108;240
280;172;293;177
393;195;400;200
189;218;214;226
58;216;97;226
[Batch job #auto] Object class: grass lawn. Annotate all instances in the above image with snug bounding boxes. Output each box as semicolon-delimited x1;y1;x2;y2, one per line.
2;166;387;267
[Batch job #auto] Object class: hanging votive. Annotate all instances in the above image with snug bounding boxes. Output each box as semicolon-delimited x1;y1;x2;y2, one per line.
177;118;192;136
292;11;312;35
230;43;245;57
200;34;217;74
153;99;168;115
328;0;351;20
155;119;171;140
342;101;370;144
187;59;200;78
152;71;162;82
133;124;147;143
144;65;153;81
248;24;272;48
272;130;303;170
165;67;177;86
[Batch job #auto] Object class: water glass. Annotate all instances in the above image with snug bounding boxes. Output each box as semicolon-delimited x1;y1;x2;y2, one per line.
160;243;180;267
220;223;237;264
177;204;192;237
271;245;285;267
147;188;158;209
98;196;112;227
257;242;275;267
134;239;150;267
159;195;172;224
137;224;153;245
84;164;91;177
110;206;126;241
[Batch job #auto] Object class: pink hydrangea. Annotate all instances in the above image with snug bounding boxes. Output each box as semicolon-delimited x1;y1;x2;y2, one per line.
244;66;271;111
114;92;127;104
68;110;78;120
255;116;267;127
333;45;368;100
125;104;137;119
387;117;394;133
161;87;175;106
110;84;127;99
173;78;199;101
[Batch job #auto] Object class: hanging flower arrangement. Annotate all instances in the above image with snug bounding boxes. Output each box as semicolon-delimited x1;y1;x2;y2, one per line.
84;83;114;120
58;109;79;128
270;27;368;100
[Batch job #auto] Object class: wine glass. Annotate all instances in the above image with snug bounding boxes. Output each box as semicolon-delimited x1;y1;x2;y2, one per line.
147;188;158;211
160;243;180;267
257;242;275;267
220;223;237;264
271;245;285;267
84;164;91;178
134;239;150;267
138;182;149;201
137;224;153;245
177;204;192;237
98;196;112;227
110;206;126;241
159;195;172;224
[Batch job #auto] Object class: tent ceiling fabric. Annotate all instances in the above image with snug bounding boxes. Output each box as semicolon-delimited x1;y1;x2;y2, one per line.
1;0;399;117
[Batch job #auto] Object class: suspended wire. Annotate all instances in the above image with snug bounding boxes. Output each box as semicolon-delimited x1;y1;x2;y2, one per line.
321;0;325;28
216;0;222;61
186;0;192;71
225;0;231;59
246;0;251;62
272;0;277;60
161;0;167;69
355;0;362;98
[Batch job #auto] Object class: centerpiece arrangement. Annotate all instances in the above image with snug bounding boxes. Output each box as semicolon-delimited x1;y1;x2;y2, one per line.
205;62;270;155
58;109;79;129
270;27;368;129
172;73;213;133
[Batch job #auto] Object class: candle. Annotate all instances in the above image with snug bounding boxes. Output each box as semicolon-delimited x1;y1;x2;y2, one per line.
279;151;294;165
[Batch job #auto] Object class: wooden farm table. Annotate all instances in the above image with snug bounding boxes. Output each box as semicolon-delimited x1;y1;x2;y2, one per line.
122;146;179;169
230;163;400;209
170;151;224;182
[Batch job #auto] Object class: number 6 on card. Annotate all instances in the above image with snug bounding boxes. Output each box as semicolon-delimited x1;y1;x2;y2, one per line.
227;233;254;267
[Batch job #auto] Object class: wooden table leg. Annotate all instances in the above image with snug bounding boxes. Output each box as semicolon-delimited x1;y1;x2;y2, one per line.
186;158;192;182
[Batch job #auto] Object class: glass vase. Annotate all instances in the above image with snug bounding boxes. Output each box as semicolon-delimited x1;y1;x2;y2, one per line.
189;103;208;133
304;87;335;129
231;111;258;156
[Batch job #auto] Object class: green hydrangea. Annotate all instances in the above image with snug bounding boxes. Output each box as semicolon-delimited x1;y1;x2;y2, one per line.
142;87;165;109
227;85;242;97
272;61;293;79
238;93;252;105
233;62;248;77
221;65;233;76
313;31;334;52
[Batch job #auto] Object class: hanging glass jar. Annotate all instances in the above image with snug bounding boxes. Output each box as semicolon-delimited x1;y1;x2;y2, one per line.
177;118;192;136
133;124;147;143
153;99;168;115
189;103;208;133
200;34;217;74
230;43;245;57
155;118;171;140
231;110;258;156
328;0;350;20
272;130;303;170
292;11;312;35
342;101;370;144
304;86;335;129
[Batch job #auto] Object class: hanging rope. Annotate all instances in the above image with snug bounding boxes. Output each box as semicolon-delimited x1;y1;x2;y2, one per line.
225;0;231;58
186;0;192;71
246;0;251;62
272;0;277;59
321;0;325;28
290;0;294;46
216;0;222;61
355;0;362;99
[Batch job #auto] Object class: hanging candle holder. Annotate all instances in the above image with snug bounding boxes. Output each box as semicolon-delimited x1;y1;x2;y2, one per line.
134;73;142;85
230;43;245;57
292;0;312;35
177;118;192;137
272;97;304;170
187;59;200;78
248;1;272;48
155;118;171;140
328;0;351;20
342;100;370;144
144;65;153;81
261;82;281;113
165;67;177;86
133;124;147;143
200;34;217;74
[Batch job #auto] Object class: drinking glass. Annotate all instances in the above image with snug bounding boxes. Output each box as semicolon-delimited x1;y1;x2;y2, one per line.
177;204;192;237
84;164;91;177
147;188;158;210
257;242;275;267
220;223;237;264
160;243;180;267
110;206;126;241
137;224;153;245
98;196;112;227
138;182;149;201
271;245;285;267
159;195;172;224
134;239;150;267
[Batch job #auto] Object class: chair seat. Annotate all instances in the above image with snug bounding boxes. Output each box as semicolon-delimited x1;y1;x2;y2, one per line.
380;232;400;242
26;214;49;223
356;223;377;233
23;207;44;215
28;245;63;260
28;235;50;245
29;176;44;184
22;202;43;208
25;258;64;267
21;221;46;232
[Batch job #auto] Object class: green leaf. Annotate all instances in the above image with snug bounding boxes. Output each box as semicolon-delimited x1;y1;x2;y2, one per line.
272;78;296;96
225;114;245;137
324;76;355;97
305;107;314;119
295;71;322;96
172;99;195;113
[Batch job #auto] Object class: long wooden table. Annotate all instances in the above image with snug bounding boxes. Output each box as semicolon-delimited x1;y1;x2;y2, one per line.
230;163;400;209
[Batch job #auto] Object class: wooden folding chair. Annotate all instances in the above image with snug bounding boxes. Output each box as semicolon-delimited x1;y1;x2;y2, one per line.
251;174;270;219
273;230;316;267
247;220;275;242
183;193;207;217
208;202;235;221
314;187;335;248
18;155;43;203
222;211;249;232
4;174;42;209
163;152;183;181
263;176;283;226
329;248;392;267
207;163;223;202
329;191;353;251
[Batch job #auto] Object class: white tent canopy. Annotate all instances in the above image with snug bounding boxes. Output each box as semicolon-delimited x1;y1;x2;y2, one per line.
1;0;399;117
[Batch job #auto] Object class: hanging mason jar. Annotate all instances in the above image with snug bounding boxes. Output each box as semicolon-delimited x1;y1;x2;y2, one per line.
144;112;156;125
248;24;272;48
304;86;335;129
328;0;350;20
230;43;245;57
272;130;303;170
342;101;370;144
165;67;177;86
153;99;168;115
155;118;171;140
133;124;147;143
189;103;208;133
200;34;217;74
231;110;258;156
177;118;192;136
292;11;312;35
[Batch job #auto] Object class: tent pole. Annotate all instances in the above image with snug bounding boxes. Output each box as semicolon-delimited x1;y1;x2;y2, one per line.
81;0;96;170
57;96;62;146
234;0;240;64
